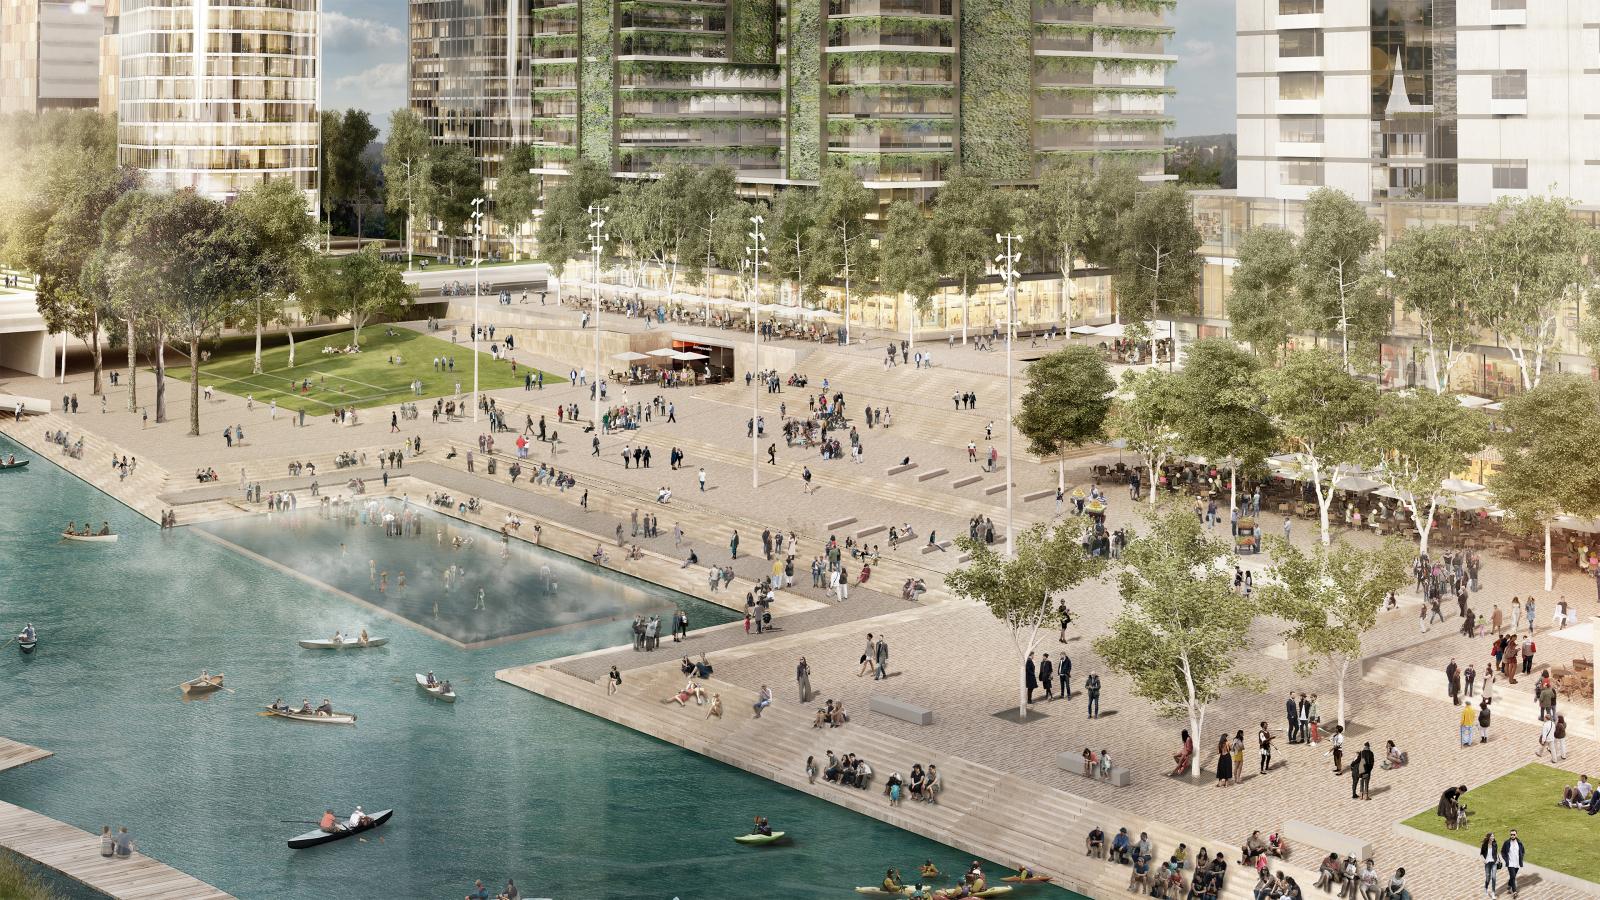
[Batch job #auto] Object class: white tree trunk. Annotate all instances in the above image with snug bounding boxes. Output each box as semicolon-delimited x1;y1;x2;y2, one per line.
1545;523;1554;592
1181;652;1205;778
1147;458;1159;506
287;325;297;369
252;300;264;375
1336;657;1351;728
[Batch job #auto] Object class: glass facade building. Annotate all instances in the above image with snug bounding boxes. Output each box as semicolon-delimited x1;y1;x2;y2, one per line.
1;0;106;114
115;0;320;208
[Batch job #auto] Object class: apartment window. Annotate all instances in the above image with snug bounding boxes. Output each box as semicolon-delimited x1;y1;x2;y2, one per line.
1490;0;1525;9
1278;72;1323;100
1280;161;1324;185
1278;117;1324;142
1278;0;1322;13
1278;29;1323;57
1491;70;1527;100
1492;163;1528;189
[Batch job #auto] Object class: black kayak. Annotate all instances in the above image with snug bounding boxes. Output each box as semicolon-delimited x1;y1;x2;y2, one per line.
287;809;393;849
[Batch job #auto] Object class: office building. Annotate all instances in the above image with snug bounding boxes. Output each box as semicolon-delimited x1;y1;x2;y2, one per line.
1;0;106;115
114;0;320;208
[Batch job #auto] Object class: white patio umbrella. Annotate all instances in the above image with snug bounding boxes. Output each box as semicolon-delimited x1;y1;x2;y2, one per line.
1553;515;1600;534
1446;493;1493;511
612;351;650;362
1441;477;1485;493
1069;324;1102;335
1454;394;1493;409
646;348;679;357
673;351;709;361
1332;474;1383;492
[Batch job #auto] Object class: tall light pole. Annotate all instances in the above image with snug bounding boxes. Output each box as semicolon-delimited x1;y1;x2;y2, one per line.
588;202;609;428
747;214;766;489
470;197;484;421
996;231;1022;558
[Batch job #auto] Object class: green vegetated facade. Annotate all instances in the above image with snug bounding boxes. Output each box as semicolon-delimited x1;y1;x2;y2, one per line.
787;0;823;180
959;0;1033;179
731;0;779;63
579;0;615;166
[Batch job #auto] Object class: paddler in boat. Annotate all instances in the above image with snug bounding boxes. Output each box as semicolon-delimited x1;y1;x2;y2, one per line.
297;698;314;714
20;624;35;643
97;521;110;536
920;860;940;880
331;629;344;645
270;697;289;712
1014;863;1035;880
347;805;372;829
315;698;334;716
909;885;931;900
358;627;370;646
65;521;75;536
752;816;772;836
881;868;905;893
425;671;438;687
318;809;346;833
439;680;452;695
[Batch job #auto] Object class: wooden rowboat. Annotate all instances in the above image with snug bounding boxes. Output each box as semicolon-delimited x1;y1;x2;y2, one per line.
0;460;29;471
297;636;387;650
17;636;35;654
181;673;225;694
262;706;357;725
414;674;456;702
62;532;117;542
286;808;393;849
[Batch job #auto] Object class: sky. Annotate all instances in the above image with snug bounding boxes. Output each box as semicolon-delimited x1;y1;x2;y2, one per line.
320;0;1235;139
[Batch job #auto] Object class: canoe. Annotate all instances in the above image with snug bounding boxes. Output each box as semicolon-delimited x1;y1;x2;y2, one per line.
18;638;35;654
0;460;29;470
934;888;1011;899
298;636;388;650
732;830;784;845
262;706;357;725
414;674;457;702
1000;875;1051;884
181;674;224;694
855;889;910;897
286;808;393;849
62;532;117;542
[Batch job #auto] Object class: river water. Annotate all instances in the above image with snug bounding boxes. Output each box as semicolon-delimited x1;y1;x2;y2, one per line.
0;434;1080;899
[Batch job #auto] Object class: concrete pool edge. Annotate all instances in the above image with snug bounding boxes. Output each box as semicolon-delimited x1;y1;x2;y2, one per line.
496;658;1317;900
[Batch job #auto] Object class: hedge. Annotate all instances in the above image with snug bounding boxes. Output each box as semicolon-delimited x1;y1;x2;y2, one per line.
959;0;1033;178
579;0;615;166
825;116;953;134
825;82;955;97
620;116;783;128
1034;55;1176;74
787;0;823;179
1034;83;1174;96
730;0;778;63
827;16;954;38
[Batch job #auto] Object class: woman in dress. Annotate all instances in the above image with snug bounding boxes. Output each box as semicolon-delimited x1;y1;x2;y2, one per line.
1172;729;1194;775
1215;734;1233;787
1231;730;1246;785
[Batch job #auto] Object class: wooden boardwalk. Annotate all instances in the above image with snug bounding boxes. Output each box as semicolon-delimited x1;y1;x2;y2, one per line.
0;737;52;773
0;800;234;900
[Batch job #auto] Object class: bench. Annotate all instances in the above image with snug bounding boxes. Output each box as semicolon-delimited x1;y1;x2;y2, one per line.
919;540;953;555
951;474;982;489
870;695;933;725
1280;820;1370;862
984;482;1015;496
825;516;858;531
915;467;949;482
1055;752;1132;787
1023;488;1056;502
855;524;887;539
886;463;918;476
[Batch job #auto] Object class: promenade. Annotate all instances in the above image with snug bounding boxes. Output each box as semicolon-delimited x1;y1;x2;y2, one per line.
6;304;1600;899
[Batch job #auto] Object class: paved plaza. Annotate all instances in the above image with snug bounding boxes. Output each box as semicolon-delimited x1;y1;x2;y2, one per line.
6;304;1600;899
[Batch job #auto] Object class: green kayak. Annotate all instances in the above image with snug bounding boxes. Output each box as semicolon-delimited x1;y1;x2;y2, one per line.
733;830;785;845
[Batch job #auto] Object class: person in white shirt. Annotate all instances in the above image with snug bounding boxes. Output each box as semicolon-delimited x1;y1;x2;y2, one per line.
347;806;366;829
1499;830;1526;897
1562;775;1593;808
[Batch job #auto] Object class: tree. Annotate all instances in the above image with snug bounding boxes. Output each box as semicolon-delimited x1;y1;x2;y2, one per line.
1015;346;1115;490
766;188;819;307
1172;338;1275;512
681;165;738;287
1491;375;1600;591
812;166;877;343
1227;227;1300;364
1026;158;1130;334
709;198;762;314
1094;502;1259;777
877;200;937;344
534;159;614;277
1360;390;1490;555
1297;188;1384;374
932;174;1008;344
428;142;483;260
1386;224;1478;392
381;109;435;269
1258;536;1411;728
1474;196;1596;391
1109;368;1184;506
494;144;541;261
327;109;379;239
1112;182;1202;367
947;519;1108;720
231;177;316;373
1262;350;1378;545
300;243;415;348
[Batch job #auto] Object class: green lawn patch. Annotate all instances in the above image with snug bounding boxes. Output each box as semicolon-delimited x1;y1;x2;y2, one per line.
1402;763;1600;885
165;327;560;413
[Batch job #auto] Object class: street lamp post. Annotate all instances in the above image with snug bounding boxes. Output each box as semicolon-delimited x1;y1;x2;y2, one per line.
470;197;484;422
996;231;1022;558
588;202;609;429
747;215;767;489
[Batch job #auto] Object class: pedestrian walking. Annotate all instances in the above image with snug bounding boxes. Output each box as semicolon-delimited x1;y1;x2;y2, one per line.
796;657;812;702
1258;722;1273;774
1480;832;1500;898
874;636;889;680
1500;830;1526;897
1085;673;1101;718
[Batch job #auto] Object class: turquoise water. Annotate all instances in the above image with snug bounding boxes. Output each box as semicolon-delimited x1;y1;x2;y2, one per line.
0;434;1081;900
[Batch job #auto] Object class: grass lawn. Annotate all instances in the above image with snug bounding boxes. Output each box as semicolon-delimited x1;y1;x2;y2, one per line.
165;327;560;413
1402;763;1600;884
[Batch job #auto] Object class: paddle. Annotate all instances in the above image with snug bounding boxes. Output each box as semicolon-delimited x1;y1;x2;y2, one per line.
0;637;14;651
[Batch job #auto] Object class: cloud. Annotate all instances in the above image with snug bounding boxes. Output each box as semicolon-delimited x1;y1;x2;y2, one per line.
321;10;403;52
331;62;406;94
1177;39;1220;67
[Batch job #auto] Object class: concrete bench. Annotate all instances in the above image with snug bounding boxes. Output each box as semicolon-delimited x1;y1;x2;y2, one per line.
983;482;1015;496
1280;820;1370;862
855;524;887;539
1023;488;1056;502
870;695;933;725
886;463;918;476
1055;752;1132;787
919;540;953;555
915;467;949;482
825;516;858;531
951;474;982;489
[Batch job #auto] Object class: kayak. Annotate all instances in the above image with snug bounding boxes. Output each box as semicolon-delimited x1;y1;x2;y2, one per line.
262;706;357;725
286;808;393;849
0;460;29;470
935;888;1011;899
1000;875;1051;884
414;673;457;702
732;831;784;845
855;889;911;897
298;636;388;650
